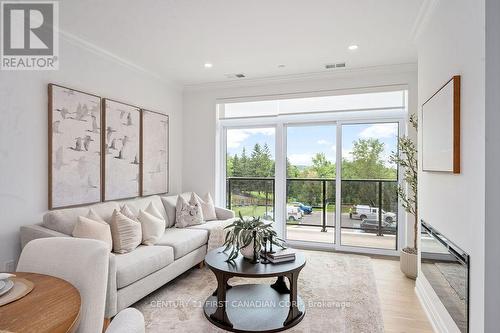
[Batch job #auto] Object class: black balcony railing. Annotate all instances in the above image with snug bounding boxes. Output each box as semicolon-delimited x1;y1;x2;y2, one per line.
226;177;398;236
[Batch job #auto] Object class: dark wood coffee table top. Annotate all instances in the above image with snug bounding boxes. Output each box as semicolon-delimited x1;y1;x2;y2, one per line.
205;247;306;278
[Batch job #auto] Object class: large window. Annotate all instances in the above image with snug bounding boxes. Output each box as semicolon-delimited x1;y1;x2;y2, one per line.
225;127;275;220
220;88;406;254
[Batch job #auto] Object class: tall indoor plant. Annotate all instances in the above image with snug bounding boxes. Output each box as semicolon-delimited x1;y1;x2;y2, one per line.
390;114;418;279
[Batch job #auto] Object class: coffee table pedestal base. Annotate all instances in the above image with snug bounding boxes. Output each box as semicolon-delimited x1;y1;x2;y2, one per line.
203;284;305;333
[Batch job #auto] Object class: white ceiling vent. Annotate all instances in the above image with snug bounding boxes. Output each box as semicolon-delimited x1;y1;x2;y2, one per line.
225;73;246;79
325;62;346;69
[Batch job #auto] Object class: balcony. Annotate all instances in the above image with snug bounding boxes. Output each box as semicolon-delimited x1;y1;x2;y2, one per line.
226;177;398;250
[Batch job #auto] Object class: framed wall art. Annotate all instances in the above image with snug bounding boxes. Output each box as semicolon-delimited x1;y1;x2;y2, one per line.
422;75;461;173
141;110;169;195
48;84;102;209
103;99;141;200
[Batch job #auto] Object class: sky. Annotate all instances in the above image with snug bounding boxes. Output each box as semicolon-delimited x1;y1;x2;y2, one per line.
227;123;398;167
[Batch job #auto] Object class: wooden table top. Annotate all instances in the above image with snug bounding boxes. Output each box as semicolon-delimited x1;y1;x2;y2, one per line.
0;272;81;333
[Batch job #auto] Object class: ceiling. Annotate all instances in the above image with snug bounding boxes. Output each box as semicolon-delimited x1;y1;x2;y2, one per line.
60;0;424;85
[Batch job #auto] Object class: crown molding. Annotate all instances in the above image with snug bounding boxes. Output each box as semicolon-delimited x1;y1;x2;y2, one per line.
411;0;438;42
183;63;418;92
58;29;179;88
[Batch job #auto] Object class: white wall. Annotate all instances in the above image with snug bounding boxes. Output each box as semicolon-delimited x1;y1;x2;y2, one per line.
416;0;485;331
0;36;183;269
484;0;500;330
183;64;417;243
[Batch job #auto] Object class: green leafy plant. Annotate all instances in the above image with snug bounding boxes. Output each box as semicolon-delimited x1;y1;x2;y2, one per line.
222;212;285;262
390;114;418;254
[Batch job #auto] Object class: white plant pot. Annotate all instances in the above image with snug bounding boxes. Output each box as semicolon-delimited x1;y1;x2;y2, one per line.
240;240;255;259
400;249;418;279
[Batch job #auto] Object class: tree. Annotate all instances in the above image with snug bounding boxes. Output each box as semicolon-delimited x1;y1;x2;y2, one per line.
226;154;234;177
311;153;335;178
240;147;250;176
343;138;396;179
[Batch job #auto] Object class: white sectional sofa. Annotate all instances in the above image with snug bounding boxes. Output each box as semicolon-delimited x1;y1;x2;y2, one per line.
19;193;235;318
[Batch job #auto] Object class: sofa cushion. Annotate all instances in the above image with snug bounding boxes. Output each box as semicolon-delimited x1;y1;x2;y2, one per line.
115;245;174;289
43;201;120;235
156;228;208;259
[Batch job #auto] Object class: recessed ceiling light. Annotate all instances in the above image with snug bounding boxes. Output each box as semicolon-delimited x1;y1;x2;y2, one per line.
348;44;358;51
278;64;286;68
204;63;213;68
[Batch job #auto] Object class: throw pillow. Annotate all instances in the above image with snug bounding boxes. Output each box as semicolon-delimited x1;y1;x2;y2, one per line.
195;193;217;221
137;210;165;245
110;209;142;254
72;215;113;251
175;193;204;228
145;202;164;221
87;208;107;223
120;204;138;221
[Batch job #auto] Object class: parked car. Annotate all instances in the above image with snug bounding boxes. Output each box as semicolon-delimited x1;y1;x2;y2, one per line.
350;205;396;223
264;205;303;221
360;219;397;234
290;202;313;215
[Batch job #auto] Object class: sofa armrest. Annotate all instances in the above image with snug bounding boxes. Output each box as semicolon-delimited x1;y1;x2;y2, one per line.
20;224;69;249
215;207;235;220
105;252;118;318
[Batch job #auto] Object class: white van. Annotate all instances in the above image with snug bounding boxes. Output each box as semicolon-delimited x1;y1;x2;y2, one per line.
349;205;396;223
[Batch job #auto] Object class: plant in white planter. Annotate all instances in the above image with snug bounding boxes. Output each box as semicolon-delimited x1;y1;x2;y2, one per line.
390;114;418;279
222;212;284;262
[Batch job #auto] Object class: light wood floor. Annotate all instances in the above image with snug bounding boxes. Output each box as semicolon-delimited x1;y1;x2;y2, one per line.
372;258;434;333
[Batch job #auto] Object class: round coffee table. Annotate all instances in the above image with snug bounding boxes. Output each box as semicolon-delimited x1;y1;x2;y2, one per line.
203;247;306;333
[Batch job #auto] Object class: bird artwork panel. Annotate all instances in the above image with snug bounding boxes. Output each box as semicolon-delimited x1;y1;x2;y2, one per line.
141;110;168;195
49;84;101;209
103;99;141;200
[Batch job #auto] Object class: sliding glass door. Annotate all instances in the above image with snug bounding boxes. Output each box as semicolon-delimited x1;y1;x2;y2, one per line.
340;122;399;250
285;124;336;244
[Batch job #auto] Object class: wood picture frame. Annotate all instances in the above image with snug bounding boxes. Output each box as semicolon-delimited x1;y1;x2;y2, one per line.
141;110;169;196
102;99;141;201
48;84;102;209
422;75;461;173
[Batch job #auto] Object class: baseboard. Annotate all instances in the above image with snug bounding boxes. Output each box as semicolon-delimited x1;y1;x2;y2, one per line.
415;273;461;333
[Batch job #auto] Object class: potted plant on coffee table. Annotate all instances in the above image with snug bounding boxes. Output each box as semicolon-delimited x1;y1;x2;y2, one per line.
222;212;284;262
390;114;418;279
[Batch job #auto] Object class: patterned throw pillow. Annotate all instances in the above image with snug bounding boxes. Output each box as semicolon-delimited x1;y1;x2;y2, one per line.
175;193;204;228
195;193;217;221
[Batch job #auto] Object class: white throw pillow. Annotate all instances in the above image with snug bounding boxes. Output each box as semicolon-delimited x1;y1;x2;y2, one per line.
138;210;165;245
175;193;204;228
195;193;217;221
110;209;142;254
145;202;164;221
72;215;113;252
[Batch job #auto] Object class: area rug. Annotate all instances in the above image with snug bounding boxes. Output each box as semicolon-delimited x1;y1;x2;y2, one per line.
133;250;384;333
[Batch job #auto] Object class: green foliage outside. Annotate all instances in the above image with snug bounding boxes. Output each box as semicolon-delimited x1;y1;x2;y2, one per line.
227;138;398;217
